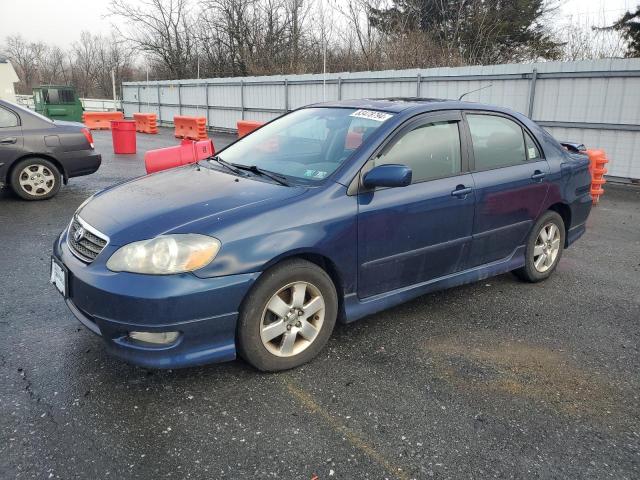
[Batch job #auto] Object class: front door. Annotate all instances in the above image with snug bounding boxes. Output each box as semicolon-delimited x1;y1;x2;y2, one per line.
464;112;550;267
357;112;475;298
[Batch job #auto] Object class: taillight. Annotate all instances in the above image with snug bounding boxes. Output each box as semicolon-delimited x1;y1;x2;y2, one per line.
81;128;94;149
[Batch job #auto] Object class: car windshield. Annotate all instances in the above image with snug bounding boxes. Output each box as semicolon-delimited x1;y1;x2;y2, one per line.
216;107;394;183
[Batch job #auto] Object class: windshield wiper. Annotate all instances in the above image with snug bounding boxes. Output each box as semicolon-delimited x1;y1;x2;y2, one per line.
208;155;242;175
230;164;291;186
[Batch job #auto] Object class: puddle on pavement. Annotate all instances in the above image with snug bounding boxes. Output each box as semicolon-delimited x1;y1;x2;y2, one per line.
424;335;635;427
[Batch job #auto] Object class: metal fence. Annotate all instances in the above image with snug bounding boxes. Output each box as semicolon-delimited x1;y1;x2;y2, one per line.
122;59;640;180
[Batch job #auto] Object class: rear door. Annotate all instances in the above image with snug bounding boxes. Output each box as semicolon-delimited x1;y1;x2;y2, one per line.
0;105;23;178
464;112;550;267
357;111;476;298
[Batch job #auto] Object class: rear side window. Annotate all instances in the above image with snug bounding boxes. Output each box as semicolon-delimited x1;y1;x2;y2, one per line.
524;131;541;160
0;107;18;128
375;121;461;183
467;114;527;170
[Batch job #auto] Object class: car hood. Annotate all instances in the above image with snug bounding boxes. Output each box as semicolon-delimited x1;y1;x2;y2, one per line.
78;164;306;246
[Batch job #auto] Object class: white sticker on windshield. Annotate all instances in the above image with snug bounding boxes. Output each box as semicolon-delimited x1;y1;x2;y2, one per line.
349;109;393;122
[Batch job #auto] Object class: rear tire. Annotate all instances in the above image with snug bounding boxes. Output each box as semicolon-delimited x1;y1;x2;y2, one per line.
514;210;565;283
237;259;338;372
10;157;61;200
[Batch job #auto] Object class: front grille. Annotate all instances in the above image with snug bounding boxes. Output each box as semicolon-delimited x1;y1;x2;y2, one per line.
68;216;108;263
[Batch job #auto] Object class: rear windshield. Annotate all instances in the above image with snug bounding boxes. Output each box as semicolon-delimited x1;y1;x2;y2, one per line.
5;101;53;124
217;107;394;183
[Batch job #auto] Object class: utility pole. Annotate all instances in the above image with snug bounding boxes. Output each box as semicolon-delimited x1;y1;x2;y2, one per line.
323;35;327;101
146;65;150;110
111;69;117;109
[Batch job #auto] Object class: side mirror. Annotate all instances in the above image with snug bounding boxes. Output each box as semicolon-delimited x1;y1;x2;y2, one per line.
362;164;412;189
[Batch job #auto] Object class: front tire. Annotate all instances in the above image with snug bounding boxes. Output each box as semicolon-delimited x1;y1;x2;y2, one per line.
514;210;565;283
10;157;62;200
237;259;338;372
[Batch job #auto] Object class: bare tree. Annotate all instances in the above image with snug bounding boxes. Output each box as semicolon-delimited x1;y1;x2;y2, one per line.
36;45;69;86
560;21;626;61
2;35;40;93
95;34;136;98
109;0;197;79
70;32;102;97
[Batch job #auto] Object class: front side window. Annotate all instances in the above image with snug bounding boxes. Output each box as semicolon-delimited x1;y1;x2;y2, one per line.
467;114;527;170
0;106;18;128
217;108;393;183
374;121;462;183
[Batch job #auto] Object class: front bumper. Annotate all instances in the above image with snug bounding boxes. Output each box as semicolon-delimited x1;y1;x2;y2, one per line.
53;231;260;368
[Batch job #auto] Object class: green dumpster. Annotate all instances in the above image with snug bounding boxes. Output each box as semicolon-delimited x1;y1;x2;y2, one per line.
33;85;83;122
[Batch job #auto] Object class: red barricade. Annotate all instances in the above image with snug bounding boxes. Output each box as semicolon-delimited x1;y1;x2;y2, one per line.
174;116;208;140
145;139;215;174
133;113;158;134
83;111;124;130
237;120;264;138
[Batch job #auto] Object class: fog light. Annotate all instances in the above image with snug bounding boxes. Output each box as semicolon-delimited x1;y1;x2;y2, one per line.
128;331;180;345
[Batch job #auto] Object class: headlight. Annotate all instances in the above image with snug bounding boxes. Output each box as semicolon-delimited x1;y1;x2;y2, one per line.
106;234;220;274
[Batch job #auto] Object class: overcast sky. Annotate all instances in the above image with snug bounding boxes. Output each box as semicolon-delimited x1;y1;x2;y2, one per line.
0;0;636;48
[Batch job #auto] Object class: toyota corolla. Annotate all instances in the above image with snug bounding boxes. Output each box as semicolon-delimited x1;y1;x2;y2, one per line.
51;99;592;371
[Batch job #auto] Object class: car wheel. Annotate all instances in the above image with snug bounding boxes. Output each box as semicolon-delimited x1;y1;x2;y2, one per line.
10;157;62;200
237;259;338;372
514;210;565;283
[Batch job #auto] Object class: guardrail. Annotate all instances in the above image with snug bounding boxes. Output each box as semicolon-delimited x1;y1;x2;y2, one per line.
14;94;122;112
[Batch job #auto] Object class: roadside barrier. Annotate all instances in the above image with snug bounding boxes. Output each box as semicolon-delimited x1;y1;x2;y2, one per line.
133;113;158;134
586;149;609;204
145;139;215;174
174;115;208;140
237;120;264;138
83;111;124;129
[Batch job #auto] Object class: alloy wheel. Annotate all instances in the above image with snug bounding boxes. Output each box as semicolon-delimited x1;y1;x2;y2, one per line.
533;222;561;273
260;281;325;357
19;164;55;196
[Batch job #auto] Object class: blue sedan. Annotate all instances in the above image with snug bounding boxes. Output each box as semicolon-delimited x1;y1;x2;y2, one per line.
51;99;593;371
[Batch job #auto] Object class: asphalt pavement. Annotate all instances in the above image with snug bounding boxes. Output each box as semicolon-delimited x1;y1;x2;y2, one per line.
1;128;639;479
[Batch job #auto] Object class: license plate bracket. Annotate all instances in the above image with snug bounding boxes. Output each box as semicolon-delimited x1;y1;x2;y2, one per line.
50;257;68;298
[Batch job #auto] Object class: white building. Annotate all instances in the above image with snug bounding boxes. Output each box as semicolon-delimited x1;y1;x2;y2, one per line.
0;56;20;103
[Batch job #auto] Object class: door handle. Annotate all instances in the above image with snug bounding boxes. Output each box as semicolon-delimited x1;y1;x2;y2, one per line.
0;137;17;145
451;185;473;198
531;170;546;181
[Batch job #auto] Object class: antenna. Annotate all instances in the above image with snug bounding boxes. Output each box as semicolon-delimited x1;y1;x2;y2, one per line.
458;84;493;101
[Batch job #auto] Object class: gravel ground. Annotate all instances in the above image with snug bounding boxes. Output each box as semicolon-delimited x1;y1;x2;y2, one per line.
1;128;639;479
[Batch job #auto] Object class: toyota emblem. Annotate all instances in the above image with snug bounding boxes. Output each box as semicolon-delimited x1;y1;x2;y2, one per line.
74;227;85;242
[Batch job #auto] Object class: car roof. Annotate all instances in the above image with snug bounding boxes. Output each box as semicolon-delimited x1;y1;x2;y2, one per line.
308;97;517;116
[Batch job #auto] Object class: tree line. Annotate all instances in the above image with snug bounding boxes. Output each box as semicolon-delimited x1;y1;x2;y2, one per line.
2;0;638;98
